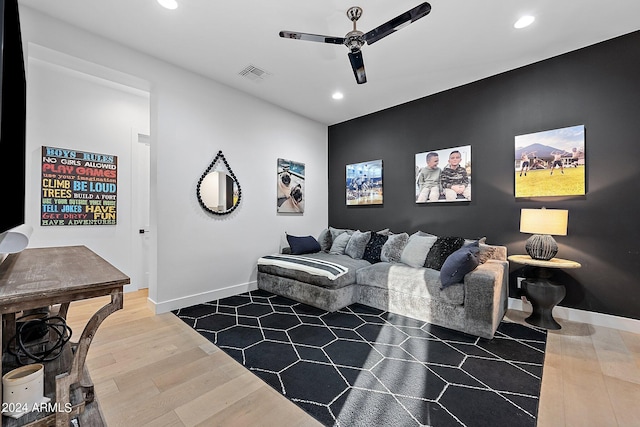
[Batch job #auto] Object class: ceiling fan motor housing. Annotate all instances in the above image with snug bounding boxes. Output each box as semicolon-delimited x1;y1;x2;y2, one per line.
345;31;365;52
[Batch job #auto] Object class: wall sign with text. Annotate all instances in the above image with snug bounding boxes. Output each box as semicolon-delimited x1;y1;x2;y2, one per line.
41;146;118;226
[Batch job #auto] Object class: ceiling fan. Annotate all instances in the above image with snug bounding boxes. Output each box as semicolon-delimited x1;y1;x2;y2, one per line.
279;3;432;84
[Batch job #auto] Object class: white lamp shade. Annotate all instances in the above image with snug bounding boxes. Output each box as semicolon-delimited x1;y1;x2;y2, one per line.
520;208;568;236
0;224;33;254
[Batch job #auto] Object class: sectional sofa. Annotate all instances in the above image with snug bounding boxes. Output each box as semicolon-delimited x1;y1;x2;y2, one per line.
257;228;509;339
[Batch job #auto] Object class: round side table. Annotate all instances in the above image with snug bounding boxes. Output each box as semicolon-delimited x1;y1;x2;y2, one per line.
508;255;581;330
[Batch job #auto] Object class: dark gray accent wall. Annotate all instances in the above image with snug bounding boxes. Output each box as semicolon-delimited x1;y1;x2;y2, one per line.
328;31;640;321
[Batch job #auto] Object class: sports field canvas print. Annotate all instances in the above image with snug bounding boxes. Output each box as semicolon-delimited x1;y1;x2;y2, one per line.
346;160;383;205
514;125;585;198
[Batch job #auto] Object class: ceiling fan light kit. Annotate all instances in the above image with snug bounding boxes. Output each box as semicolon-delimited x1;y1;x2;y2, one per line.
279;2;431;84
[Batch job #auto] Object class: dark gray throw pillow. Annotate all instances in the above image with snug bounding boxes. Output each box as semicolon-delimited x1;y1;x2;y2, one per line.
380;233;409;263
329;232;352;255
424;236;466;270
329;226;353;243
440;241;480;288
317;228;333;252
344;230;372;259
286;234;321;255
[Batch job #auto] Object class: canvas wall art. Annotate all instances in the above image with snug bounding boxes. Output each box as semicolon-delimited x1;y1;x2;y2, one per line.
41;146;118;226
277;158;305;213
514;125;585;198
346;160;383;205
415;145;471;203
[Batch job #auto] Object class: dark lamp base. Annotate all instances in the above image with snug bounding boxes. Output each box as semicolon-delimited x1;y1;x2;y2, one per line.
525;234;558;261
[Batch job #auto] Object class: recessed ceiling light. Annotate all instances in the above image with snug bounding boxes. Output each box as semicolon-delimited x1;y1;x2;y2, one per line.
157;0;178;10
332;92;344;100
514;15;535;29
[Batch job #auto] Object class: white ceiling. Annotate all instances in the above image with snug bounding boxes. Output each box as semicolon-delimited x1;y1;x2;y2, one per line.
18;0;640;125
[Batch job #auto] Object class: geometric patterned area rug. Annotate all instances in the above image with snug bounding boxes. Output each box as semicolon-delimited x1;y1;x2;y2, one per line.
173;290;547;427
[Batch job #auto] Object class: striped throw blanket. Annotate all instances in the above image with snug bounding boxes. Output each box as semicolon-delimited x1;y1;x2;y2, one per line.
258;254;349;280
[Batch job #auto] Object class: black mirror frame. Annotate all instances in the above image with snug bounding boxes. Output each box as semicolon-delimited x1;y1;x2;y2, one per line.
196;150;242;215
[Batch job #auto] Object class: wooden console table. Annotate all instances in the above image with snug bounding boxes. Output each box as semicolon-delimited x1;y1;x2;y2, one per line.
0;245;129;426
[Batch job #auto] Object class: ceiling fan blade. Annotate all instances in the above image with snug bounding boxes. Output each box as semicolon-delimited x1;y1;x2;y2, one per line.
348;51;367;84
279;31;345;45
364;2;431;45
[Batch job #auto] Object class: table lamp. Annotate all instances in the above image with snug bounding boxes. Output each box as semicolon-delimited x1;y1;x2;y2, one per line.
520;208;568;260
0;224;33;254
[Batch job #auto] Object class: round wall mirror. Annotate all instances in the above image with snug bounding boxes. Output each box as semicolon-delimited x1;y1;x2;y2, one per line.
197;151;241;215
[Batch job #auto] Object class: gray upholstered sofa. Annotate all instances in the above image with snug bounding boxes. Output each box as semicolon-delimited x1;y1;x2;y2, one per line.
257;228;509;339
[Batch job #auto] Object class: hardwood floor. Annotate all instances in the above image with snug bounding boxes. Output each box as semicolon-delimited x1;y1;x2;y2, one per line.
504;309;640;427
65;290;640;426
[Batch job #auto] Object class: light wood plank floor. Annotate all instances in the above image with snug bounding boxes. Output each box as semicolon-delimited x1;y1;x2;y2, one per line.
65;290;640;426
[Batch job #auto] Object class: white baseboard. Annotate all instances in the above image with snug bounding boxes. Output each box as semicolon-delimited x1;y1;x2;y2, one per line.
148;281;258;314
508;297;640;334
124;283;139;293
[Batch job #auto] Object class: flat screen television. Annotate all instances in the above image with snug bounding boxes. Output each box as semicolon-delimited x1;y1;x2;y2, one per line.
0;0;26;233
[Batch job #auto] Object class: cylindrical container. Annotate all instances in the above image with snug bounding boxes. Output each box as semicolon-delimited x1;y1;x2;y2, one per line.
2;364;45;417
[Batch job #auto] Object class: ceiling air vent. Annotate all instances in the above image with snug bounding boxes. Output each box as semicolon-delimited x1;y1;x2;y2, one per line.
238;64;272;83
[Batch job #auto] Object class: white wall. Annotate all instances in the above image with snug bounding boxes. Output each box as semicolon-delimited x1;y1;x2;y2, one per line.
19;7;328;312
25;50;150;293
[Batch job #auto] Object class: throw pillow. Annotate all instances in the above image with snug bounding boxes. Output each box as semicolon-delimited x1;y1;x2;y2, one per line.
416;230;437;237
464;237;497;264
478;243;498;264
362;233;389;264
461;237;497;264
329;227;354;243
380;232;409;263
317;228;333;252
424;236;466;270
465;236;487;246
329;232;352;255
400;232;438;268
344;230;372;259
286;234;321;255
440;241;480;288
